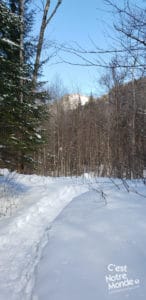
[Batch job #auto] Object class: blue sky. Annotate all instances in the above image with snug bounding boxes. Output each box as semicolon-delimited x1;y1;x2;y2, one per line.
33;0;145;96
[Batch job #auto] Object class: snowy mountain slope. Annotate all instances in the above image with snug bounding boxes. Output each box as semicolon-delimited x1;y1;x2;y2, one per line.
61;93;89;110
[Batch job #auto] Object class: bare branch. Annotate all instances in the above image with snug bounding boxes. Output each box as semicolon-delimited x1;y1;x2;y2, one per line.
46;0;62;26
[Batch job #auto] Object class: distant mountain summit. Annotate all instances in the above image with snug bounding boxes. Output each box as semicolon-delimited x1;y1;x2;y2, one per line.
61;93;89;110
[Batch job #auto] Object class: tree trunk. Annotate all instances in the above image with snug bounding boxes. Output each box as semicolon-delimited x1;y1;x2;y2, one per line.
32;0;62;87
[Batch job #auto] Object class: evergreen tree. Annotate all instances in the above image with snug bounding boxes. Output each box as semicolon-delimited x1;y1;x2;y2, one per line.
0;1;20;167
0;0;47;172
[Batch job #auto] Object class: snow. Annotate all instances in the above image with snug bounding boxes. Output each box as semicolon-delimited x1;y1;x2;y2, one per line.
33;188;146;300
35;133;42;139
1;38;20;48
62;94;89;110
0;171;146;300
0;171;88;300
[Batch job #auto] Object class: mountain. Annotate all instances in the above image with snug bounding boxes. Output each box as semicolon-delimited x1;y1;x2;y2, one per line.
60;93;89;110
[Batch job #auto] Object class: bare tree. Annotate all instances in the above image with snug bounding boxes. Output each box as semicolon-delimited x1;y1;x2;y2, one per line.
57;0;145;73
32;0;62;87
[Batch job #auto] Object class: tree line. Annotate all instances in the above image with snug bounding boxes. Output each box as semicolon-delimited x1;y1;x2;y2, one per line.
35;76;145;179
0;0;145;179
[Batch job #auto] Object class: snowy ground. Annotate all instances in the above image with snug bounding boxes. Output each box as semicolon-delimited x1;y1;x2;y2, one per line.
0;171;88;300
0;171;146;300
33;188;146;300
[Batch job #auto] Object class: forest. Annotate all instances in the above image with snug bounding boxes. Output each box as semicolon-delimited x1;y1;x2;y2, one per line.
0;0;146;179
40;78;146;178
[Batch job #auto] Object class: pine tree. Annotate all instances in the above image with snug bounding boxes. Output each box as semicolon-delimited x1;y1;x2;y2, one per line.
0;1;20;167
0;0;47;172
